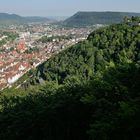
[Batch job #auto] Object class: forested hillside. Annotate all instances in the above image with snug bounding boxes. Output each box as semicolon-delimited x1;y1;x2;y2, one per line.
0;17;140;140
63;11;140;27
26;16;140;86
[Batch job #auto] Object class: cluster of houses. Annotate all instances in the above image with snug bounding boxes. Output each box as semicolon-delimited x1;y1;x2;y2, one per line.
0;59;30;89
0;39;47;90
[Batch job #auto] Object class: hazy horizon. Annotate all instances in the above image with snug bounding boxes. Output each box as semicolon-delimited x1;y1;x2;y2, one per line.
0;0;140;17
1;11;140;18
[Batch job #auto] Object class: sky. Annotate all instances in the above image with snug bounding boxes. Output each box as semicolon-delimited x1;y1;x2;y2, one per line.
0;0;140;17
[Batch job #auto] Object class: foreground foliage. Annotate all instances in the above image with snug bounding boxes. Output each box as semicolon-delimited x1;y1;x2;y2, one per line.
0;64;140;140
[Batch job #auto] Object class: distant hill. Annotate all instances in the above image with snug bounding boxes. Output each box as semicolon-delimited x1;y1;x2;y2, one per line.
63;11;140;27
0;13;53;25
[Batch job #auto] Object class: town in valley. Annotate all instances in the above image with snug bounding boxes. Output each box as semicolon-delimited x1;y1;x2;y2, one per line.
0;23;99;90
